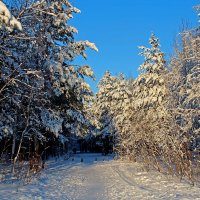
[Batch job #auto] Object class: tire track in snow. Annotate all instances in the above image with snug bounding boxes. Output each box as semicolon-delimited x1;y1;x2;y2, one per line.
105;161;200;200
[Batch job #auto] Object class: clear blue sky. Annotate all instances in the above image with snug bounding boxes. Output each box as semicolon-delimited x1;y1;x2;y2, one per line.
70;0;199;92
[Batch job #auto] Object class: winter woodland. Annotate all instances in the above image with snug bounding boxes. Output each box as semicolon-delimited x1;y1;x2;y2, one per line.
0;0;199;184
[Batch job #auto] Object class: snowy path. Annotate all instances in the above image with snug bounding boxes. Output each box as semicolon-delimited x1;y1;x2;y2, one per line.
0;153;200;200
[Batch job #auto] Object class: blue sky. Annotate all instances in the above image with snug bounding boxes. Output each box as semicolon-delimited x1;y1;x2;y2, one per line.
4;0;200;92
70;0;199;92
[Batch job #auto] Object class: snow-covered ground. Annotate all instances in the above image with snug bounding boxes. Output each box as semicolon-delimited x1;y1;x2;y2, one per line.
0;153;200;200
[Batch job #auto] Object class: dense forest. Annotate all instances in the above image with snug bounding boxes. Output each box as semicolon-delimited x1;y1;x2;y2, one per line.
0;0;199;183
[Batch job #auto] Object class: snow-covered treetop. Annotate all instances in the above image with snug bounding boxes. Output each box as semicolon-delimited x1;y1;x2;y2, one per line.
138;33;166;74
132;34;168;111
0;1;22;31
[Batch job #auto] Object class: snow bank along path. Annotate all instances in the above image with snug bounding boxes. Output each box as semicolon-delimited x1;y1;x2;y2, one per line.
0;153;200;200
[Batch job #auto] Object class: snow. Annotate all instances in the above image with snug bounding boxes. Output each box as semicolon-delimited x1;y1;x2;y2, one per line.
85;41;99;52
0;153;200;200
0;1;22;31
41;109;63;137
0;2;11;19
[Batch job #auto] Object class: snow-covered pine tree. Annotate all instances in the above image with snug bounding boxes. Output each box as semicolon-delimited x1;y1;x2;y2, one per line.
0;0;98;171
108;75;133;157
135;33;167;110
94;71;131;154
0;1;23;164
124;34;169;163
116;34;190;177
94;72;117;144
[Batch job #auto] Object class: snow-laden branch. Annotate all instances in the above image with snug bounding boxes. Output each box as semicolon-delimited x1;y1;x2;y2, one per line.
0;1;22;31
